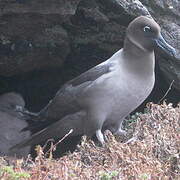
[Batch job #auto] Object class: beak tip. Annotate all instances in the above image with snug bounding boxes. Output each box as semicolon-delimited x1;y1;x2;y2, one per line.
172;48;176;57
169;47;177;58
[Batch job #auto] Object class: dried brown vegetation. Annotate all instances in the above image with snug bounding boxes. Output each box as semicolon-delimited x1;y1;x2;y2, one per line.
0;103;179;180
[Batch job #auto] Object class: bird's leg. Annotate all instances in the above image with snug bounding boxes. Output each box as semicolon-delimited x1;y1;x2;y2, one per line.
115;128;127;136
96;129;105;145
86;109;106;145
114;119;127;136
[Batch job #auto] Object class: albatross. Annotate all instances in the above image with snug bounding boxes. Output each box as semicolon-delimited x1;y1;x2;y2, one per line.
11;16;176;150
0;92;31;157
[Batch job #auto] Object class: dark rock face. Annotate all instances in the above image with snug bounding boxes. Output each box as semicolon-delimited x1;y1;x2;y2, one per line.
0;0;179;157
0;0;179;105
0;0;79;76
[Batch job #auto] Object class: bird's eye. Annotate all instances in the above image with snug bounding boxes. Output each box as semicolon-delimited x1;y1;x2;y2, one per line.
143;26;152;33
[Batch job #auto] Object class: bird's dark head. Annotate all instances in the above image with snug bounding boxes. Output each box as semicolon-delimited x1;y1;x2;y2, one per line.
125;16;176;57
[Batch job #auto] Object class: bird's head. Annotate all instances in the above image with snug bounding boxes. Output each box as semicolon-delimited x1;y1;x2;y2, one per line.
126;16;176;57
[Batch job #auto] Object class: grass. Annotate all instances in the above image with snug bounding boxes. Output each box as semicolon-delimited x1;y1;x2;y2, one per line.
0;102;179;179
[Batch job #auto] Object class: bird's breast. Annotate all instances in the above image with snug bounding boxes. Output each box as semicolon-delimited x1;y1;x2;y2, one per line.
79;65;155;122
108;69;155;119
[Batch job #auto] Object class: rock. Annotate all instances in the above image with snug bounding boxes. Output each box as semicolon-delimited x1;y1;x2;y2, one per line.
157;21;180;91
0;0;81;76
0;0;179;108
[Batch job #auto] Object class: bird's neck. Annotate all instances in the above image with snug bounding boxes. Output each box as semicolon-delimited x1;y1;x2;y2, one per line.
122;37;155;77
123;37;153;57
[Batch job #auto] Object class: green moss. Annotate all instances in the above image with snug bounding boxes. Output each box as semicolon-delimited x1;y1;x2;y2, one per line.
0;166;30;180
99;170;119;180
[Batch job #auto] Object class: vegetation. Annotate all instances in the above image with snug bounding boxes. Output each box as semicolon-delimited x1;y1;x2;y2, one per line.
0;102;179;179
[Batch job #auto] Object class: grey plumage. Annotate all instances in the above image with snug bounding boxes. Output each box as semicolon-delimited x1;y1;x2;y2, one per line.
0;92;31;157
0;92;25;112
11;16;176;150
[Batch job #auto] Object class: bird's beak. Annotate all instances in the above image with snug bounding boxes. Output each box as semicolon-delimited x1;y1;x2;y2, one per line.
154;34;176;57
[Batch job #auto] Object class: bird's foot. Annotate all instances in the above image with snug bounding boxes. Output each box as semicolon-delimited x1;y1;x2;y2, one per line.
115;128;127;136
96;129;105;146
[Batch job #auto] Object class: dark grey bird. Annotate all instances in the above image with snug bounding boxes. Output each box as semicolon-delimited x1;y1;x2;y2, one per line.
0;92;31;157
11;16;176;150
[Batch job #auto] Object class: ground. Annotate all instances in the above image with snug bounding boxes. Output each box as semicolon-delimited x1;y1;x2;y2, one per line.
0;102;179;180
